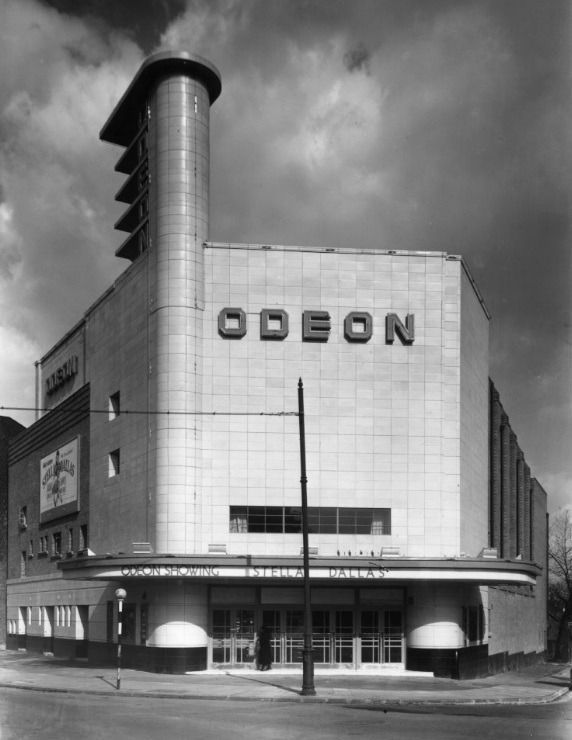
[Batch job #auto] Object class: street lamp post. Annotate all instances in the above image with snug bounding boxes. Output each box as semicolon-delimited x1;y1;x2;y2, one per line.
298;378;316;696
115;587;127;690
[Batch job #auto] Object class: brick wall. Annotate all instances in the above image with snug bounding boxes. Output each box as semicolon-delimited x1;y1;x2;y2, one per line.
0;416;25;647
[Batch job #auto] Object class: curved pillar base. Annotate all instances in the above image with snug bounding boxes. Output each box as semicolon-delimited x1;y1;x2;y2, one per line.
126;644;207;673
145;582;209;650
407;644;490;679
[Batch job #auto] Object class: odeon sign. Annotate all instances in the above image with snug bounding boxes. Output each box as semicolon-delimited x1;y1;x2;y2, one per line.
218;308;415;344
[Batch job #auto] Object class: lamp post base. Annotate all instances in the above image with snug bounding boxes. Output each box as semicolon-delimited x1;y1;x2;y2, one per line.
301;649;316;696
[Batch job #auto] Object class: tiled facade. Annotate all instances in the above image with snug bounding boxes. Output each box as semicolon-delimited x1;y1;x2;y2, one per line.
3;52;548;678
200;245;489;559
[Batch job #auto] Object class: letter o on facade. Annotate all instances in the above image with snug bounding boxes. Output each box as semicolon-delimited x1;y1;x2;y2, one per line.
218;307;247;338
344;312;373;342
260;309;289;340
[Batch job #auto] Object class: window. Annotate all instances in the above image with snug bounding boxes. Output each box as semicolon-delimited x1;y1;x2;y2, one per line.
108;449;120;477
230;507;248;533
18;506;28;530
229;506;391;535
67;527;74;554
52;532;62;557
308;507;336;534
463;605;486;645
28;539;34;558
20;551;27;577
80;524;88;551
284;507;302;533
109;392;120;420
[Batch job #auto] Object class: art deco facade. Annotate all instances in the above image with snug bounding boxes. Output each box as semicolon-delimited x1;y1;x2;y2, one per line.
3;52;547;677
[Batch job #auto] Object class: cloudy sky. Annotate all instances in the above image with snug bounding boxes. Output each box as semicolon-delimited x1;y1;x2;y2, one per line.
0;0;570;512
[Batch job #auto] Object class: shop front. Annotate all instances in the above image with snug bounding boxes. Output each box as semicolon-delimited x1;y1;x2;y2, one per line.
57;554;540;674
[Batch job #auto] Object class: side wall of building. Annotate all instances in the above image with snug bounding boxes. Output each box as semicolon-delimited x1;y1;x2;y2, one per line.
83;256;151;555
489;381;535;561
6;574;115;659
0;416;25;647
7;385;91;583
459;267;490;554
487;478;547;669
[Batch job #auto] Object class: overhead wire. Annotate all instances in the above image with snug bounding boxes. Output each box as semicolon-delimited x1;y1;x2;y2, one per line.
0;405;298;417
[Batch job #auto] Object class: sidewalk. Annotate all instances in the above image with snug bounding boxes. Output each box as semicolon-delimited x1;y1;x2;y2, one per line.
0;651;569;706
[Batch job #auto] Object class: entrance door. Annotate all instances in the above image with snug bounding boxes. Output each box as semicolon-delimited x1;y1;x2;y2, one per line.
312;610;330;664
261;609;281;664
334;611;354;663
360;610;380;664
360;610;404;665
284;609;304;663
211;609;255;665
383;610;403;663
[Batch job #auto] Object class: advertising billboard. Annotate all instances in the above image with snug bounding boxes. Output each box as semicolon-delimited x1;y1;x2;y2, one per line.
40;437;79;522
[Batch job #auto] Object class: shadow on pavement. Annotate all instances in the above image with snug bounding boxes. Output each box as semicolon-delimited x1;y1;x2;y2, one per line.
97;675;118;689
225;671;302;696
535;678;570;688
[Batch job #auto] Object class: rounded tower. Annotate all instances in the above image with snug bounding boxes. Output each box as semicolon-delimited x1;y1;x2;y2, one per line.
100;53;221;665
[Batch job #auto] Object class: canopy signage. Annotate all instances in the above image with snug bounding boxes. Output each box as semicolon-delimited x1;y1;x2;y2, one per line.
71;561;536;585
117;564;390;579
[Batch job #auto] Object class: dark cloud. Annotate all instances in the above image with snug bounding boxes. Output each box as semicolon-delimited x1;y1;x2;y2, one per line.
41;0;187;51
343;43;370;73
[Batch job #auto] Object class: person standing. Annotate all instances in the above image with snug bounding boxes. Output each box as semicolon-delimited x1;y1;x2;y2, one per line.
255;626;272;671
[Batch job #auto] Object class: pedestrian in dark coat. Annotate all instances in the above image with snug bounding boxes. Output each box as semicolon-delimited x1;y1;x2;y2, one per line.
255;626;272;671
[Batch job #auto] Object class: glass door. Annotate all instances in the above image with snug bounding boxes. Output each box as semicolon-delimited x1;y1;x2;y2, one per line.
334;611;354;663
261;609;281;664
234;609;255;663
212;609;232;664
211;609;255;665
360;610;380;664
382;610;403;663
284;609;304;663
312;610;330;664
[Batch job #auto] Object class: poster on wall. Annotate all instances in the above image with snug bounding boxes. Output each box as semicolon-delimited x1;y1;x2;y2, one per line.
40;437;80;522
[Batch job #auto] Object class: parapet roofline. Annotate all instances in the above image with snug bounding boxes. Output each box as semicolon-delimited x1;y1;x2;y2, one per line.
100;50;222;147
205;242;457;259
206;242;491;319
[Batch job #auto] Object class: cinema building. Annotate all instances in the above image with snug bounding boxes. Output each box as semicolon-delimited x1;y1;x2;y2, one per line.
3;52;548;678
